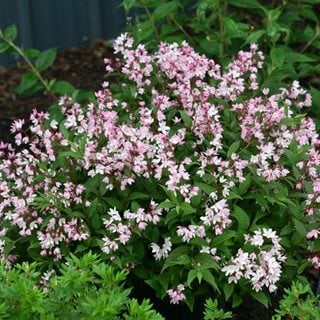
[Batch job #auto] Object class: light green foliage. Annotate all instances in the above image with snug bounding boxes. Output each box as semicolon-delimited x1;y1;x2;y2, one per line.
272;281;320;320
0;252;164;320
203;298;232;320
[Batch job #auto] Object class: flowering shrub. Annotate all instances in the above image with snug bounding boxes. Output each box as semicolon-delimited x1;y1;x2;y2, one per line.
0;32;319;309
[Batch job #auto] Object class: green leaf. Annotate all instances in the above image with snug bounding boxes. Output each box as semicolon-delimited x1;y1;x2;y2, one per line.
310;86;320;110
227;191;242;200
232;293;243;308
245;30;265;44
51;80;75;95
136;21;155;42
179;110;193;127
105;197;124;210
123;0;136;11
153;1;179;20
250;291;269;308
162;246;190;271
180;202;196;214
201;270;220;292
285;52;315;62
158;200;174;209
227;140;240;158
228;0;262;9
0;42;10;53
15;72;39;93
35;47;57;71
238;174;251;195
271;47;285;69
193;253;219;270
212;230;237;246
91;212;102;230
131;200;140;212
231;205;250;232
4;25;17;41
293;219;307;237
87;198;99;217
223;283;234;301
196;182;215;196
60;151;83;159
128;192;149;200
187;269;198;287
25;48;40;58
185;293;195;312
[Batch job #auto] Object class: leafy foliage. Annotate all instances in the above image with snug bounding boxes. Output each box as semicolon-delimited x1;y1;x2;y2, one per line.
272;281;320;320
0;252;164;320
123;0;320;126
0;25;76;98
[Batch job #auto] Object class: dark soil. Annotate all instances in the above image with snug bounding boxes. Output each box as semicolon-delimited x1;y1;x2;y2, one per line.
0;39;112;143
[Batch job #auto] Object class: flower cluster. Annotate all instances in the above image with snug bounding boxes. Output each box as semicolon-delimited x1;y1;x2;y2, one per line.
150;237;172;260
0;33;319;306
167;284;186;304
222;228;286;292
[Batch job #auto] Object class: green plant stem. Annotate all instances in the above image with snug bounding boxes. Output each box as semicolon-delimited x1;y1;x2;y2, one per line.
142;1;160;41
0;34;55;98
217;0;226;61
170;18;194;46
301;25;320;53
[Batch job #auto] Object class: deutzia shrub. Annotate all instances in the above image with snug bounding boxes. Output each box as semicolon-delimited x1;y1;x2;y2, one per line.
0;32;319;309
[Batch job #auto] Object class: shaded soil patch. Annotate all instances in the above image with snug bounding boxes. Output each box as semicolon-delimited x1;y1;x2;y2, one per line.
0;39;112;143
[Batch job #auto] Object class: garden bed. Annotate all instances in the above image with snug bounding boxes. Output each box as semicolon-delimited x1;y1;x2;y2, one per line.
0;39;111;143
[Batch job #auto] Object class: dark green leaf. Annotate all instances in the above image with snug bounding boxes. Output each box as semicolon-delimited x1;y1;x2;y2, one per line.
128;192;149;200
180;202;196;214
293;218;307;237
228;0;262;9
105;197;124;210
271;47;285;69
250;291;269;308
245;30;265;44
123;0;136;11
51;81;75;95
231;205;250;232
158;200;174;209
153;1;179;19
15;72;41;95
4;25;17;41
193;253;219;270
227;140;240;158
201;270;220;292
0;42;10;53
25;48;40;58
35;47;57;71
187;269;198;287
91;212;102;230
223;283;234;301
232;293;243;308
286;52;315;62
136;21;155;42
162;246;190;271
179;110;193;127
196;182;215;196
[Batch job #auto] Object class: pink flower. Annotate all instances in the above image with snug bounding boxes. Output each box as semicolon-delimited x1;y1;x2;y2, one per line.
167;284;186;304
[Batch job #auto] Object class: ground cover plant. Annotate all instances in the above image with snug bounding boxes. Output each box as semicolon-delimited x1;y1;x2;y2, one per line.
0;29;320;319
0;252;164;320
